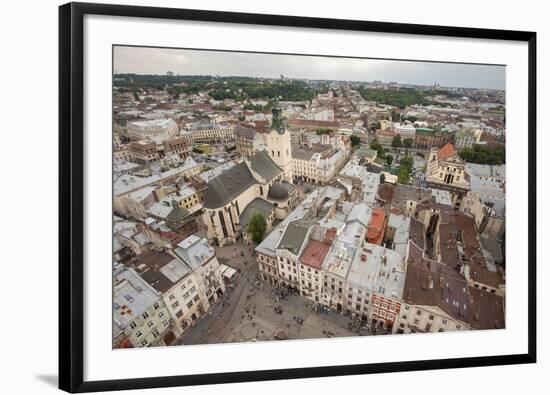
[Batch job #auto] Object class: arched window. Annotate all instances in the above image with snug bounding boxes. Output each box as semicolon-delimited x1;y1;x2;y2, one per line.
278;151;280;157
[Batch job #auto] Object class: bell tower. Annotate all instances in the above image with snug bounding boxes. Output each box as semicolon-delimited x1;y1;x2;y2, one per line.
265;101;293;183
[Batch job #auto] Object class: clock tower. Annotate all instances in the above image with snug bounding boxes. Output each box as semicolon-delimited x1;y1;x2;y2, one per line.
265;101;293;183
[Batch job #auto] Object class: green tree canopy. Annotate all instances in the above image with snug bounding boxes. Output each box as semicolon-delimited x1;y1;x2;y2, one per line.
397;155;414;185
369;139;385;157
350;135;361;147
358;87;432;109
248;212;267;244
403;138;413;148
316;128;333;135
385;154;393;166
459;145;505;165
391;135;403;149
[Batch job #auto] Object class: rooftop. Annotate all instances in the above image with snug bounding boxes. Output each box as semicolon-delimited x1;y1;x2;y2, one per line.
113;268;161;328
249;150;282;183
467;287;505;330
203;161;256;209
437;143;457;162
277;219;313;256
300;239;332;270
134;249;190;294
348;242;406;299
114;157;200;196
404;244;469;323
239;198;274;230
173;235;215;270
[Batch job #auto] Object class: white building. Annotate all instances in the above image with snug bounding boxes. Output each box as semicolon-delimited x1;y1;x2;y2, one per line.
113;267;174;348
128;118;179;141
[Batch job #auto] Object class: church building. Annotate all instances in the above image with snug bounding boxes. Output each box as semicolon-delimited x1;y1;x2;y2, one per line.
426;143;470;208
201;104;296;246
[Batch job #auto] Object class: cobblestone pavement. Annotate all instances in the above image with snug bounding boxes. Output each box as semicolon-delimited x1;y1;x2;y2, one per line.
177;240;375;346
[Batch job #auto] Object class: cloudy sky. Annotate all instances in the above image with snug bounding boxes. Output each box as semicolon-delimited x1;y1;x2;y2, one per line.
114;46;505;90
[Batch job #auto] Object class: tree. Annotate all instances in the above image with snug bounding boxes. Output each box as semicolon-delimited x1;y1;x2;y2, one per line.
316;128;333;135
133;91;139;101
391;135;403;151
248;212;267;244
358;87;431;109
398;166;410;184
369;139;385;157
397;155;414;185
459;145;505;165
385;154;393;166
391;109;401;122
350;135;361;148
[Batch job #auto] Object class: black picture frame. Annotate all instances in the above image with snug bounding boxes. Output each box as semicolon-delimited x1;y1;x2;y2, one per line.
59;2;537;393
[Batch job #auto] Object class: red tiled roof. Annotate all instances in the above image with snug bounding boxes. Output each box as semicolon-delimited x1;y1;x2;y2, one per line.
300;239;331;270
324;227;338;242
437;143;456;161
367;208;386;245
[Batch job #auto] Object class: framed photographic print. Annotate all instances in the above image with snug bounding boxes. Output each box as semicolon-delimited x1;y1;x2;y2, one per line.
59;2;537;393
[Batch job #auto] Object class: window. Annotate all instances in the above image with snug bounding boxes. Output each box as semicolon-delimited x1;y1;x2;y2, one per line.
171;301;179;309
416;309;422;316
153;302;160;310
169;294;176;301
159;312;164;319
190;286;196;293
442;319;448;325
429;314;434;320
129;321;137;330
136;331;143;338
147;321;154;328
187;301;194;309
405;305;410;310
142;312;149;319
175;310;183;318
152;329;160;339
183;292;190;299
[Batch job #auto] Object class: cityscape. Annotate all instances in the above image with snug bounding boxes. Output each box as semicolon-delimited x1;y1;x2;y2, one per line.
112;47;506;349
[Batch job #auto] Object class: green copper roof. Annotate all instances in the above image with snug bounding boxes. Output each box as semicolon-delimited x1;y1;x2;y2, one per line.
270;101;287;134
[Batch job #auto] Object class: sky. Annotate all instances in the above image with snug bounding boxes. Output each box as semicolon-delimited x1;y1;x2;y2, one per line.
114;46;505;90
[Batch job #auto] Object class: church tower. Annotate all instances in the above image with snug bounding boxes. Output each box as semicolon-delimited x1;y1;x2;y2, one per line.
265;102;293;183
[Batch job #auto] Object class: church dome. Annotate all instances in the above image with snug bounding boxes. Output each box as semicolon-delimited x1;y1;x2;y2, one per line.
268;183;289;201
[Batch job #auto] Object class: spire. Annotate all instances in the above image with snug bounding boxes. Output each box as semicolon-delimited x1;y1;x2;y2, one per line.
270;98;287;134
